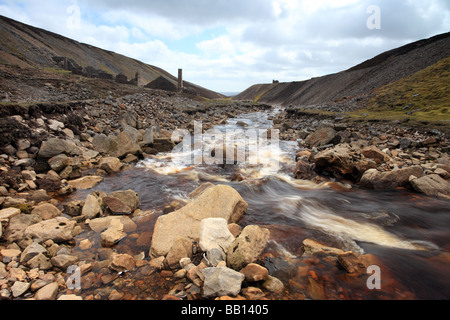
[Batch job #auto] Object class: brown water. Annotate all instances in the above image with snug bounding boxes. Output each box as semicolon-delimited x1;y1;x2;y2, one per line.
63;108;450;300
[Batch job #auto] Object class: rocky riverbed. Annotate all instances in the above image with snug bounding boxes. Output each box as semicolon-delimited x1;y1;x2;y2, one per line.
0;82;276;300
0;85;449;300
273;107;450;199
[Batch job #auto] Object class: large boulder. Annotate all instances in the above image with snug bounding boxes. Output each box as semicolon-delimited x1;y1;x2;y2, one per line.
99;157;123;174
360;166;423;190
48;154;69;172
38;139;77;158
361;146;390;164
226;225;270;271
31;203;61;220
313;145;375;180
93;131;141;158
24;217;78;243
304;127;339;148
410;174;450;197
150;185;248;258
111;131;142;159
92;134;118;155
294;160;315;180
3;214;42;242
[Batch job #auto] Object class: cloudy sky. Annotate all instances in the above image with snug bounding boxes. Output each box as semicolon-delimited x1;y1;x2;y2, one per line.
0;0;449;93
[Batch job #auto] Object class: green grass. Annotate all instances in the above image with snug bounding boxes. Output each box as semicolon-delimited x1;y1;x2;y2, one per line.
290;58;450;132
364;56;450;123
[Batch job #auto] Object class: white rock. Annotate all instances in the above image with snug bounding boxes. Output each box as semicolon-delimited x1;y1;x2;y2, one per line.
199;218;235;253
58;294;83;300
48;119;65;131
202;267;245;298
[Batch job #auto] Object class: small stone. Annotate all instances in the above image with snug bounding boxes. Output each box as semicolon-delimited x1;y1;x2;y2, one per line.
262;275;284;293
242;287;265;300
20;242;47;264
81;194;102;219
48;154;69;172
16;139;31;150
26;253;52;270
202;267;245;298
0;289;11;299
179;257;192;269
206;248;225;267
302;239;344;256
100;224;126;248
24;217;78;243
239;263;269;282
174;269;187;279
11;281;30;298
62;128;74;139
108;289;124;300
31;203;61;220
48;119;65;131
51;254;79;270
0;207;21;220
0;248;21;259
148;256;165;269
109;253;136;272
67;176;103;190
227;223;242;237
410;174;450;197
165;237;193;269
79;239;92;250
9;268;27;281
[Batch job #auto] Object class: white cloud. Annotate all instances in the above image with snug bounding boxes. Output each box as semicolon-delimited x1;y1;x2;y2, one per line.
0;0;449;92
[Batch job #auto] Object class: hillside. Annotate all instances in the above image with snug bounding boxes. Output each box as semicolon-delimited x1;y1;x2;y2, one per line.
235;32;450;108
0;15;223;100
354;56;450;125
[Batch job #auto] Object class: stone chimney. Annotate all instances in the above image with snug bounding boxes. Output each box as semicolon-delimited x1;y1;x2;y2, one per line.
178;69;183;93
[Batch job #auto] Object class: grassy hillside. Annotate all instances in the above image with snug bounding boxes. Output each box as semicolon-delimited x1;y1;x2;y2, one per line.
367;56;450;122
288;57;450;131
235;32;450;108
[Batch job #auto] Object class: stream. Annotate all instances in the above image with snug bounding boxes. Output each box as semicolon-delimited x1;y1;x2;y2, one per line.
65;107;450;300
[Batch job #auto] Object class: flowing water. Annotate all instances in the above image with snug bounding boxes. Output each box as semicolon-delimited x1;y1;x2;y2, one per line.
66;107;450;300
